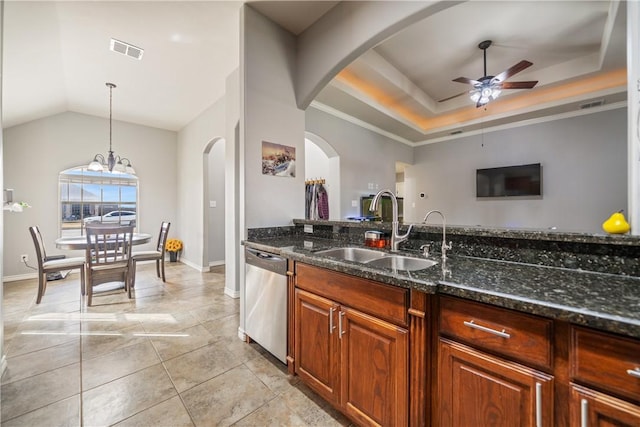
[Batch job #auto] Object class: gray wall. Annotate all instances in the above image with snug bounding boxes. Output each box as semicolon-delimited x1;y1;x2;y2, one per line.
207;140;225;264
176;96;226;270
242;6;305;228
3;111;178;278
404;107;627;233
306;107;414;219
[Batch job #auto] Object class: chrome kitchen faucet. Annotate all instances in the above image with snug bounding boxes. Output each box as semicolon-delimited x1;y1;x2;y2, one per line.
370;190;412;252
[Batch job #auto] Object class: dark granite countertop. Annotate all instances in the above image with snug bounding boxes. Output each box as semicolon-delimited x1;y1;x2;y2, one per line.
244;236;640;340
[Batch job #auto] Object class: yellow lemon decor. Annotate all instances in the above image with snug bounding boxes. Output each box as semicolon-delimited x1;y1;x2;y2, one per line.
602;210;630;234
166;238;183;252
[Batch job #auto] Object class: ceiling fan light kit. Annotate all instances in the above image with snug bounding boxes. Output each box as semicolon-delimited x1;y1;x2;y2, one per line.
442;40;538;107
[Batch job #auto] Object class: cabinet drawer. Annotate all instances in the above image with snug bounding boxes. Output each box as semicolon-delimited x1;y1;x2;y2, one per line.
439;296;553;370
571;326;640;403
295;263;409;327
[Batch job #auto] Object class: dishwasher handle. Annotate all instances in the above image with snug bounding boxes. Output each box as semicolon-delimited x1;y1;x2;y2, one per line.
245;247;287;275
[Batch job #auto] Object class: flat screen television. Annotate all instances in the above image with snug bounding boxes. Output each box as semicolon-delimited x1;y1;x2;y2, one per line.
476;163;542;198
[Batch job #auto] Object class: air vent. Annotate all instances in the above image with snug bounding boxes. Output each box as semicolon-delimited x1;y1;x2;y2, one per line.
579;99;605;109
110;38;144;60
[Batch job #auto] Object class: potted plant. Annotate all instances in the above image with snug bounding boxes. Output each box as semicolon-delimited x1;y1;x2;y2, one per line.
166;238;183;262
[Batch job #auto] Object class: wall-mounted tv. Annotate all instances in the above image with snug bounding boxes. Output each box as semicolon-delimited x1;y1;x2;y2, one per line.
476;163;542;198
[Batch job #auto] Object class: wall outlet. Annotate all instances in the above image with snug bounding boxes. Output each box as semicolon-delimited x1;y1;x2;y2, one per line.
304;224;313;234
20;254;28;263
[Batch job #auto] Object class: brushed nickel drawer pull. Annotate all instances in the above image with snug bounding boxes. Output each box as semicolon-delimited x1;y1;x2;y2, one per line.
463;320;511;339
339;311;346;338
580;398;588;427
329;307;335;334
627;367;640;379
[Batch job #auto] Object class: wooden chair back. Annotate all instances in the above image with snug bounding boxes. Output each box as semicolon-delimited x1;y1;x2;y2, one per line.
85;224;134;266
84;224;134;305
29;226;47;269
156;222;171;254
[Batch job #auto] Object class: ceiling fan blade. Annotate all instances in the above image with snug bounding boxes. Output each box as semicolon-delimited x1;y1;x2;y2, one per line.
492;60;533;83
452;77;480;85
438;91;468;102
501;80;538;89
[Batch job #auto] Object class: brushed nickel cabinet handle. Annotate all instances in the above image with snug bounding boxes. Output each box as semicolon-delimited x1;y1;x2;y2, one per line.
339;311;346;338
329;307;335;334
627;368;640;379
580;398;588;427
535;382;542;427
463;320;511;339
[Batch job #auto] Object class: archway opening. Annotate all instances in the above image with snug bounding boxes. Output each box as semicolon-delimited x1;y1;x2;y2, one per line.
304;132;340;220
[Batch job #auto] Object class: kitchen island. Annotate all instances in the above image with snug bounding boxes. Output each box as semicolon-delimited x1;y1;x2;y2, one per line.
244;220;640;426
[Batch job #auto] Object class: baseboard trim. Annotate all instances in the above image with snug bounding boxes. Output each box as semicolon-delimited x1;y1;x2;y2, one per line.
224;287;239;299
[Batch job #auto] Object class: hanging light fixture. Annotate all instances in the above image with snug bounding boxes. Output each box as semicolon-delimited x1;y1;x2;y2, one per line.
88;83;136;174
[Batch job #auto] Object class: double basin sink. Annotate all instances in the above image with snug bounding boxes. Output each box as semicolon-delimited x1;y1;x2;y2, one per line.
314;247;437;272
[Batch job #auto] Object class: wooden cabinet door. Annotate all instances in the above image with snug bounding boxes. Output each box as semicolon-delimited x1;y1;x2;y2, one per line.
439;338;554;427
294;289;340;405
340;306;408;427
570;384;640;427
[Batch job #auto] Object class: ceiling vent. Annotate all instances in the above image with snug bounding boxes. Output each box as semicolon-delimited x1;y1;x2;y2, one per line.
579;99;605;110
110;38;144;60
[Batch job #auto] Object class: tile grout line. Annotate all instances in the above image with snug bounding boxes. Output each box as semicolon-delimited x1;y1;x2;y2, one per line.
79;288;85;427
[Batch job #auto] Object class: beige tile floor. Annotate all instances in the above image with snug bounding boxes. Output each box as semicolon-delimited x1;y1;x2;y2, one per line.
1;262;352;426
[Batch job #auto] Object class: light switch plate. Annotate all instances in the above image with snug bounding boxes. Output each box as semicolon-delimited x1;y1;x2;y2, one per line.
209;200;217;208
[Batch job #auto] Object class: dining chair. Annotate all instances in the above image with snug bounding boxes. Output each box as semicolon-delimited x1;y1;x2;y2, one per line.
84;224;134;306
128;221;170;297
29;226;86;304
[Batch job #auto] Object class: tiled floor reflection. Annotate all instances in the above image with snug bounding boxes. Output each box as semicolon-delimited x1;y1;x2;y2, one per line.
2;263;352;426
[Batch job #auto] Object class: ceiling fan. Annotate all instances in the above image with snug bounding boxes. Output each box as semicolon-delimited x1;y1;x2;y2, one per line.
439;40;538;107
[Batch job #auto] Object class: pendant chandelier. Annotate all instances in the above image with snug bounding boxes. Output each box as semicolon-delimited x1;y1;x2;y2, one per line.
88;82;136;174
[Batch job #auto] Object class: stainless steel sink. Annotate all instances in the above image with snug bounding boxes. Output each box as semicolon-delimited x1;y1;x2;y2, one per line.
365;255;437;271
315;247;387;263
315;247;437;272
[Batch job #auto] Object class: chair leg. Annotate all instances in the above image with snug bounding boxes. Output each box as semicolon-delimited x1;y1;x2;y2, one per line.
160;258;166;282
156;259;160;278
128;262;136;298
80;266;86;296
36;273;47;304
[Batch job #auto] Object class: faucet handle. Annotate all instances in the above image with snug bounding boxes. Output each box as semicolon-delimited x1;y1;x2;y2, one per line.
420;244;430;258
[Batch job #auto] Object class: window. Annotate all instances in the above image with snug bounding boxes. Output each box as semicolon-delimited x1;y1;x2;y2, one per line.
59;167;138;237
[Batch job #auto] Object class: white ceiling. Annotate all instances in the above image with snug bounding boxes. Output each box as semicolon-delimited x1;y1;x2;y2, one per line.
2;1;628;145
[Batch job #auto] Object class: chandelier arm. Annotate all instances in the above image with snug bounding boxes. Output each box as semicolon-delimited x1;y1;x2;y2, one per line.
87;83;135;175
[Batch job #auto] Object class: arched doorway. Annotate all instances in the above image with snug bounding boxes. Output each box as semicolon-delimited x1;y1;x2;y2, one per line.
203;138;226;271
305;132;340;220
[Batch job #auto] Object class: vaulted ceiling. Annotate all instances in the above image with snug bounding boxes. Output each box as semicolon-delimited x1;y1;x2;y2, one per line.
2;1;627;145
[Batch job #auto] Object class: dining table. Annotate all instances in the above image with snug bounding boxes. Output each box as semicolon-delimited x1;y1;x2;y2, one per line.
55;232;153;296
55;232;153;250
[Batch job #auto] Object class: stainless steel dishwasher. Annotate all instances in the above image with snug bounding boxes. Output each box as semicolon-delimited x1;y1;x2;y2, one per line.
244;247;287;364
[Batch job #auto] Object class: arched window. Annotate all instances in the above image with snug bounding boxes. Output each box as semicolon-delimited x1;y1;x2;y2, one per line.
59;167;138;237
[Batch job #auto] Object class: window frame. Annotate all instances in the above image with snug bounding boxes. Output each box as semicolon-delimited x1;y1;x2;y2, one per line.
59;166;139;237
